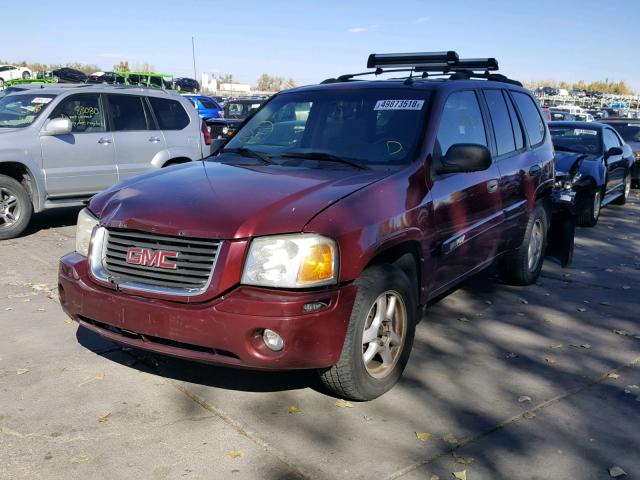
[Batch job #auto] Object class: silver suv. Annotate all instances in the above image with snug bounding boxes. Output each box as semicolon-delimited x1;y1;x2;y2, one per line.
0;84;209;239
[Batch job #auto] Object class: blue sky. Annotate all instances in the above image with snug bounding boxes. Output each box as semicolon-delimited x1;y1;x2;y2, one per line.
4;0;639;91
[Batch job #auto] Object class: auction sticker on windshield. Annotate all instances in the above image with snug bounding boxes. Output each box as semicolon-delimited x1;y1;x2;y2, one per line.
374;100;424;111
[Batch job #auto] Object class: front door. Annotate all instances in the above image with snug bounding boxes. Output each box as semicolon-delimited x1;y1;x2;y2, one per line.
105;94;167;181
40;93;117;198
430;90;504;291
603;127;626;193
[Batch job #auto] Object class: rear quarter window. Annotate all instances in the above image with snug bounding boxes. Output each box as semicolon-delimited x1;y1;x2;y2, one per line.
512;92;546;146
148;97;190;130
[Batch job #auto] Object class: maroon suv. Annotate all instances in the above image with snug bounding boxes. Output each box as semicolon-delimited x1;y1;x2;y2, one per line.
59;52;560;400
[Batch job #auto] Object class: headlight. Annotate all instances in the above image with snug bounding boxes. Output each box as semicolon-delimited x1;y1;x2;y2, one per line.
75;208;99;257
242;234;338;288
570;171;583;184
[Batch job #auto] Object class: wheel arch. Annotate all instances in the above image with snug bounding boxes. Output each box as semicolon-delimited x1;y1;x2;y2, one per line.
162;157;192;167
0;161;42;211
361;239;423;305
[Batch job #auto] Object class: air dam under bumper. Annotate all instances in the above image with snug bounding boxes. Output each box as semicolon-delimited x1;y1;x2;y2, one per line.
59;253;357;370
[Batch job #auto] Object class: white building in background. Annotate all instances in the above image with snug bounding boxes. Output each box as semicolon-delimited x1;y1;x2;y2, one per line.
200;73;218;93
200;72;252;95
219;83;251;94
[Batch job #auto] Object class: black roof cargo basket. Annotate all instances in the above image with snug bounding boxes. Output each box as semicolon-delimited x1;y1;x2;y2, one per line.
322;51;520;86
366;51;459;69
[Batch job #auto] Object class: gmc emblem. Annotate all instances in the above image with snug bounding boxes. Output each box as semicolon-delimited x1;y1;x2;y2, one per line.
126;247;179;269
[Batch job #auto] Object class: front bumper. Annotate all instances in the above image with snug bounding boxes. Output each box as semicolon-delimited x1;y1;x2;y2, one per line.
59;253;357;370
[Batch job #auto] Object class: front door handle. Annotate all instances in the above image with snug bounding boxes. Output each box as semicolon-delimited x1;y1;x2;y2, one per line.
149;136;161;143
528;164;541;175
487;179;499;193
98;137;112;145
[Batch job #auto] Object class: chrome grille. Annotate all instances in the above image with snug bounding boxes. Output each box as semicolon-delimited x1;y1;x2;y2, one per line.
102;229;220;293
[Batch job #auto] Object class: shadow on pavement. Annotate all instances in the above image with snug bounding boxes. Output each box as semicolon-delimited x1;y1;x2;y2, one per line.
72;193;640;479
76;325;324;395
20;206;83;237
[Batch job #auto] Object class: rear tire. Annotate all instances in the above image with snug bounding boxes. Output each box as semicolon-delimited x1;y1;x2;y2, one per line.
576;188;601;227
318;264;417;401
0;174;32;240
613;174;631;205
498;203;548;286
22;71;31;80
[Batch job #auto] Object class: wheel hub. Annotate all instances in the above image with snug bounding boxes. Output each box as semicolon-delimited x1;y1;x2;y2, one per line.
361;291;407;379
0;187;20;228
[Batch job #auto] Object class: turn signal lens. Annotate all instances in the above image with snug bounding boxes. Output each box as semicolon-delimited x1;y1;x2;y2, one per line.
298;243;335;284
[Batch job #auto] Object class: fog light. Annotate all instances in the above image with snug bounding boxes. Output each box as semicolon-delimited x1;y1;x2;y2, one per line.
263;329;284;351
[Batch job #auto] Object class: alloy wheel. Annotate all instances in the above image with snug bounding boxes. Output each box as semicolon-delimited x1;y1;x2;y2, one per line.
624;176;631;198
0;186;21;229
361;291;407;379
527;219;544;272
593;191;601;220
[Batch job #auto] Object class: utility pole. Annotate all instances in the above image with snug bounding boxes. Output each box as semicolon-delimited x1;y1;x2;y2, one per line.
191;36;197;84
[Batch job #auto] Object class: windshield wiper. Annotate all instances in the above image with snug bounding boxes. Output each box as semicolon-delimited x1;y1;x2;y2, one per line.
221;147;273;164
280;151;368;170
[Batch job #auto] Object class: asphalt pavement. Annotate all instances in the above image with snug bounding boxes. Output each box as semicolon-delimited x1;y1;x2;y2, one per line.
1;193;639;480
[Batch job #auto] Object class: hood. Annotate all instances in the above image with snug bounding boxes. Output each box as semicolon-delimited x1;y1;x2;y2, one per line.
554;151;596;175
627;141;640;153
89;160;386;239
0;128;20;135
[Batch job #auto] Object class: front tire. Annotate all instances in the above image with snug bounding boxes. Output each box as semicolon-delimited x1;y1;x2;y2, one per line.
319;264;417;401
498;203;548;286
0;174;33;240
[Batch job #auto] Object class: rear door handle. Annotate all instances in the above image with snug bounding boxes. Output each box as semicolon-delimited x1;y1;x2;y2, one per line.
98;137;112;145
149;136;161;143
528;164;541;175
487;179;499;193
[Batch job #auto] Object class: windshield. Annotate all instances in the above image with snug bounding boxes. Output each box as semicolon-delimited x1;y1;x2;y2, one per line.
224;89;431;167
550;127;602;155
608;123;640;143
224;101;263;119
0;87;26;100
0;93;57;128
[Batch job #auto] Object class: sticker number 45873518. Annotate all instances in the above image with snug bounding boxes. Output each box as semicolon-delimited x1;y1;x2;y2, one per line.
374;99;424;111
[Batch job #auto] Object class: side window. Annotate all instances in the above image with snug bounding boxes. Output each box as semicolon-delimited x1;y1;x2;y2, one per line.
148;97;190;130
49;94;105;133
512;92;545;146
107;95;148;131
504;92;524;149
484;89;516;156
436;90;487;159
603;128;621;151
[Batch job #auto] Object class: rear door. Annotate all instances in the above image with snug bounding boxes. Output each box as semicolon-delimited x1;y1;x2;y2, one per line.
105;93;167;180
603;127;626;193
147;96;202;159
430;90;504;290
40;93;117;197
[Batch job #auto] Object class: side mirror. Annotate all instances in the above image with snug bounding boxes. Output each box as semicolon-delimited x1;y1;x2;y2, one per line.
436;144;492;174
41;117;72;136
605;146;623;158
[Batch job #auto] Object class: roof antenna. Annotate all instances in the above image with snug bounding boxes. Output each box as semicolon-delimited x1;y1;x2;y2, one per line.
404;68;415;85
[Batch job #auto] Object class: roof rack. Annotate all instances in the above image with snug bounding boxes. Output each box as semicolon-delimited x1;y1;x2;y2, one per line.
322;51;520;86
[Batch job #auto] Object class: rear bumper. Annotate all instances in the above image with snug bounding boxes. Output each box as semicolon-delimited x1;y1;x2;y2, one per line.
59;253;357;370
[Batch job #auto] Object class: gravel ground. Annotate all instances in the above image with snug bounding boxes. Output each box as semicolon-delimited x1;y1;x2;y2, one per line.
1;192;639;480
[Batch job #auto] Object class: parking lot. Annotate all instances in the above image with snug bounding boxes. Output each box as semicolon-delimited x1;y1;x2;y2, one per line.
0;192;638;480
